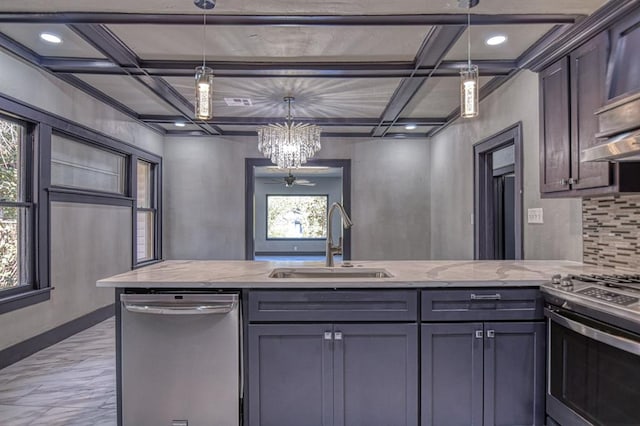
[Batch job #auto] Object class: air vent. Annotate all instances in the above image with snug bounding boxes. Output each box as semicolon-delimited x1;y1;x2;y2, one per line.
224;97;253;106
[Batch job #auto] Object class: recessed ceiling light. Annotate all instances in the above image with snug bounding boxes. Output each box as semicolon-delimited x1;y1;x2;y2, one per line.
39;33;62;44
174;122;186;127
486;35;507;46
404;124;417;130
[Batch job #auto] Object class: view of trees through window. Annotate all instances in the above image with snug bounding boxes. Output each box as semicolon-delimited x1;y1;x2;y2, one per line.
0;119;22;290
267;195;327;239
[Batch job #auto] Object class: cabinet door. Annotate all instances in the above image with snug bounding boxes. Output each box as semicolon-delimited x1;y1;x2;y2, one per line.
333;323;418;426
571;32;611;190
539;57;571;193
248;324;333;426
421;323;484;426
483;322;546;426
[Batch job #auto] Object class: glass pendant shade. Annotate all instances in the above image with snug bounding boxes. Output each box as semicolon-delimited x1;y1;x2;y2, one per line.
257;122;322;169
460;65;479;118
195;66;214;120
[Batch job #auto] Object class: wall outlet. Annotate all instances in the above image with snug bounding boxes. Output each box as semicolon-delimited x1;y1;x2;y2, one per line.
527;208;544;224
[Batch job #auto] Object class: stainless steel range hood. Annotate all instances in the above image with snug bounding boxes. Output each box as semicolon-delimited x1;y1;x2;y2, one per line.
581;130;640;162
582;91;640;162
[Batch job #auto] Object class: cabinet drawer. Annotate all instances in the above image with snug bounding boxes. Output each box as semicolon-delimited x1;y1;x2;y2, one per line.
248;290;418;322
421;288;543;322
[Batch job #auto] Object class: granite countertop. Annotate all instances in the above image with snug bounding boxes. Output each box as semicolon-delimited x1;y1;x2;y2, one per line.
97;260;620;289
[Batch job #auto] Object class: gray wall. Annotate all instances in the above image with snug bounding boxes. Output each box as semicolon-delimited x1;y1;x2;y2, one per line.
254;176;343;254
429;70;583;261
1;203;132;350
164;136;431;260
0;50;163;352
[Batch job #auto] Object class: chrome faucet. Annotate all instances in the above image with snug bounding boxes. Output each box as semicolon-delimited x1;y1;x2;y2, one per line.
326;202;353;267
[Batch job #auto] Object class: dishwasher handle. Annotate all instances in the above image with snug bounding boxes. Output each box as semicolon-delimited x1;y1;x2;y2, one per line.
121;294;238;315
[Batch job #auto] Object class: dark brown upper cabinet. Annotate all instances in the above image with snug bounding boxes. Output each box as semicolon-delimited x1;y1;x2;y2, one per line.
607;11;640;100
539;30;640;198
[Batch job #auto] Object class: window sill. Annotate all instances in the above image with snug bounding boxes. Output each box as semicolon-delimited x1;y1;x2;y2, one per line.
134;259;163;269
0;288;52;315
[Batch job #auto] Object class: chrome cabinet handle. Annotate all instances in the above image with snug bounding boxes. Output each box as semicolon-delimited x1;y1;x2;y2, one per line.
486;330;495;338
475;330;484;339
470;293;501;301
546;309;640;355
324;332;333;340
334;332;343;341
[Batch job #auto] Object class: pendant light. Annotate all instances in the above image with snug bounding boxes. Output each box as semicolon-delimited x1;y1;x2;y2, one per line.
460;0;479;119
194;0;215;120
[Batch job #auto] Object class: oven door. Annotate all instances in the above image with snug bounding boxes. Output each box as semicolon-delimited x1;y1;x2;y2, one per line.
546;308;640;426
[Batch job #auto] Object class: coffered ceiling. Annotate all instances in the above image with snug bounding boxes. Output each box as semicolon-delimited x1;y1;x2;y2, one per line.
0;0;610;138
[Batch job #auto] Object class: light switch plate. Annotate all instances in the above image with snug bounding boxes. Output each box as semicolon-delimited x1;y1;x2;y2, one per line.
527;208;544;224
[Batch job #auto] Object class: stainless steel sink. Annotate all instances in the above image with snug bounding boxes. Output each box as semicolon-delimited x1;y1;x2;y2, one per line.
269;267;393;279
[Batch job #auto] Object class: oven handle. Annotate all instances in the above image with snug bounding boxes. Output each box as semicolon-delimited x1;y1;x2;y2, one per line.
546;308;640;356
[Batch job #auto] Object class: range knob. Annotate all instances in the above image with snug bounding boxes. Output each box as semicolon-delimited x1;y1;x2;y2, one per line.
560;276;574;290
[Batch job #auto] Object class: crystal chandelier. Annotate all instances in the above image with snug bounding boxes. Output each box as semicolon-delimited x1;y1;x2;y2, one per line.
460;0;479;118
257;97;322;169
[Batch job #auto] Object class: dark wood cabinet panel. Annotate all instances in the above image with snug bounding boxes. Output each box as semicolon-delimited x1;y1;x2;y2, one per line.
335;323;418;426
421;323;484;426
570;32;611;190
247;324;333;426
421;320;546;426
608;9;640;99
483;322;546;426
539;57;571;193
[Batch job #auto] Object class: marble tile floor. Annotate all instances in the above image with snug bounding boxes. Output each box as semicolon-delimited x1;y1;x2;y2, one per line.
0;318;116;425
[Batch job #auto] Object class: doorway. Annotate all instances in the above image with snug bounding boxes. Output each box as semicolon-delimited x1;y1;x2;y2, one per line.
474;123;523;260
245;158;351;261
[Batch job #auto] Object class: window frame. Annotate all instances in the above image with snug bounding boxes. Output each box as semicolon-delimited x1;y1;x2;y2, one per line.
0;92;163;314
265;194;329;241
133;157;162;267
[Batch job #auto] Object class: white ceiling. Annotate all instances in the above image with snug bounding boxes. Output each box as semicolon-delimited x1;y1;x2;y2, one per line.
0;0;611;138
108;24;431;62
0;23;105;58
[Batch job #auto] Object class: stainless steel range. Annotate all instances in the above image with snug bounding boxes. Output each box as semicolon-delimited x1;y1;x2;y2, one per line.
541;274;640;426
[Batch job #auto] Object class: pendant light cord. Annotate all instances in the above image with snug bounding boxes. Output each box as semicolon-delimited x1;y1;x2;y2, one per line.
202;12;207;68
467;2;471;70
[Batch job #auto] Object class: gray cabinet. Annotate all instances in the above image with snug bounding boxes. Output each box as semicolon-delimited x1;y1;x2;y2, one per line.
248;322;418;426
248;324;333;426
421;288;545;426
421;322;545;426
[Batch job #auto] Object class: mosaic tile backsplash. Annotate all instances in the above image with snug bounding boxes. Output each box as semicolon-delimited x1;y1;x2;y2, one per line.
583;195;640;270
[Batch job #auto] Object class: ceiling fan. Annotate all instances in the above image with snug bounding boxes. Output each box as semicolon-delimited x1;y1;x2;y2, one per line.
266;171;316;187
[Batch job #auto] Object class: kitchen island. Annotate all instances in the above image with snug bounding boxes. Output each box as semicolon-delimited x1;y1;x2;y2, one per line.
98;260;618;426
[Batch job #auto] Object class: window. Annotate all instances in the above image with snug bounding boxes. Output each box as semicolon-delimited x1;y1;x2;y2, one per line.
51;134;126;194
0;116;32;293
136;159;157;263
267;195;327;239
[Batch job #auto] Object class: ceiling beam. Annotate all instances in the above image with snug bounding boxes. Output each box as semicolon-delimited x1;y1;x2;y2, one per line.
372;25;466;137
68;23;220;135
40;58;516;78
139;115;448;126
0;13;585;26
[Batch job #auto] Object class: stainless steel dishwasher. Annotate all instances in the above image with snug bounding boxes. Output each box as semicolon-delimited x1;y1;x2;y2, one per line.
120;292;240;426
